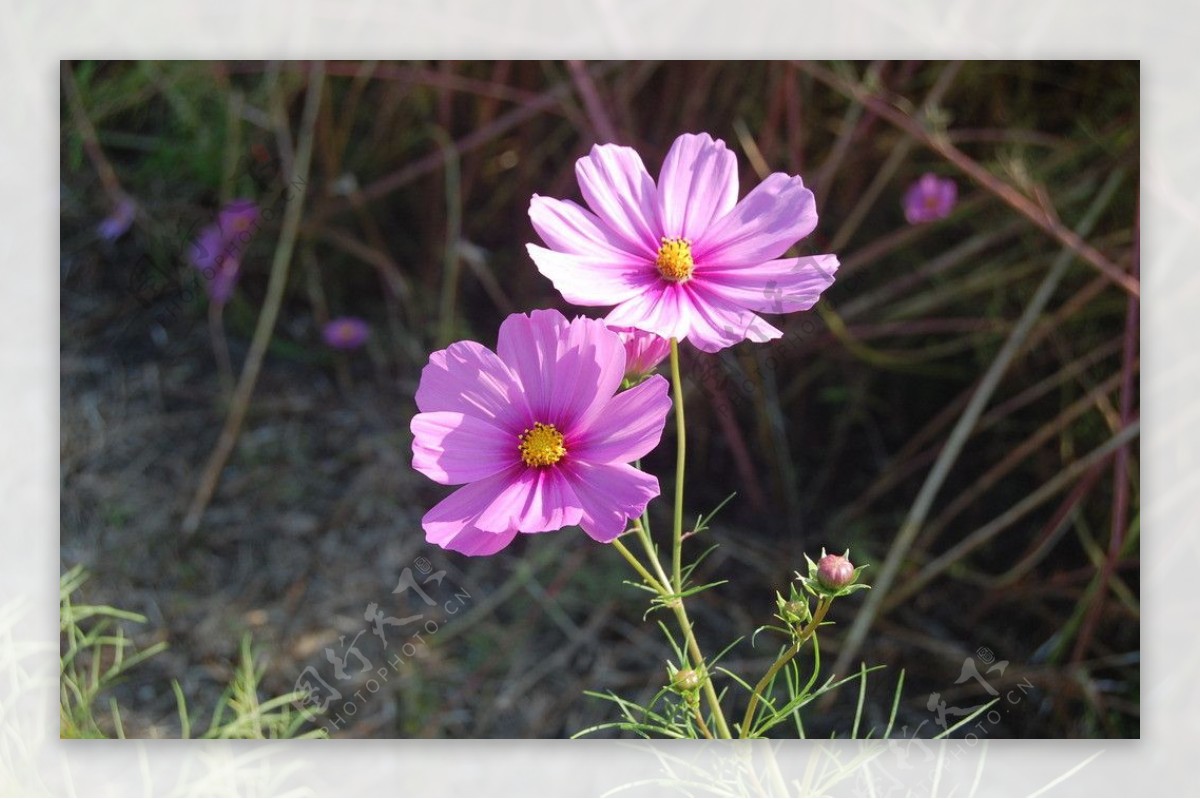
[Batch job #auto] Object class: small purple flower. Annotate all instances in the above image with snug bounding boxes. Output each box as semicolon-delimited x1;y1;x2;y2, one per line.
189;199;259;303
323;317;371;350
97;196;136;241
611;326;671;381
208;257;242;306
903;173;957;224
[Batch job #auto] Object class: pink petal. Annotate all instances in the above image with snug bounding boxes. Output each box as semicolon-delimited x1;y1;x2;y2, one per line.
658;133;739;242
575;144;662;254
603;282;693;342
422;464;586;554
550;315;627;430
529;195;649;258
496;310;626;429
573;375;671;464
505;467;585;533
437;526;519;556
700;254;839;314
416;341;530;431
471;466;583;533
697;173;818;268
564;461;660;542
496;309;570;419
411;411;519;485
526;244;658;307
679;282;783;353
422;467;528;552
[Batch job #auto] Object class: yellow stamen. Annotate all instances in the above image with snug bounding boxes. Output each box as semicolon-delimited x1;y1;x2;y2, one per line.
518;422;567;468
655;237;694;282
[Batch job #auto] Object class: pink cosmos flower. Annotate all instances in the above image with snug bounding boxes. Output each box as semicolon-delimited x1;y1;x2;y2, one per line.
611;326;671;381
903;173;957;224
323;316;371;350
527;133;839;353
411;309;671;556
189;199;259;304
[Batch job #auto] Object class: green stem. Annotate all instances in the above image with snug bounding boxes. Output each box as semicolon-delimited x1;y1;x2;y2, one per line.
739;596;833;737
611;537;667;595
617;347;734;738
669;338;686;594
627;517;731;738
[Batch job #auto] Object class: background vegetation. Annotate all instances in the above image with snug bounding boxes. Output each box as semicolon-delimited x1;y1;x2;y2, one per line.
60;60;1139;738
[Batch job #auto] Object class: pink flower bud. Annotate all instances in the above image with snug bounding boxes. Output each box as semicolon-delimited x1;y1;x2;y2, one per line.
610;326;671;381
817;553;855;590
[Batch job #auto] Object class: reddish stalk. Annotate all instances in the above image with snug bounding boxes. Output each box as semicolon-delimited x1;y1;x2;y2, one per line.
312;63;619;222
795;61;1139;299
567;60;619;143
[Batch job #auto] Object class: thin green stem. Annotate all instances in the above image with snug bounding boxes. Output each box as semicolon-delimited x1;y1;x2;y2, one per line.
611;537;667;594
740;596;833;737
622;353;733;738
627;517;732;738
669;338;686;594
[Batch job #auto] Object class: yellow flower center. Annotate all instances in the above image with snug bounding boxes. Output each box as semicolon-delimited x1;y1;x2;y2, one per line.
655;237;694;282
518;422;567;468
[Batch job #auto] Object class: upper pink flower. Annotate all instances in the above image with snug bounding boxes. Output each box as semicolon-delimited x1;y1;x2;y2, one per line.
411;309;671;556
527;133;839;353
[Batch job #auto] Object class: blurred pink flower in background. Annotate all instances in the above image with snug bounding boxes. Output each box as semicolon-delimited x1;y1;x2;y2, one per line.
97;196;136;241
611;326;671;381
903;173;957;224
323;316;371;350
411;309;671;556
188;199;259;304
527;132;838;353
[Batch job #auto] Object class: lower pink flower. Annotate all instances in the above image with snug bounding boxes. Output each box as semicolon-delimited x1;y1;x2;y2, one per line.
411;309;671;556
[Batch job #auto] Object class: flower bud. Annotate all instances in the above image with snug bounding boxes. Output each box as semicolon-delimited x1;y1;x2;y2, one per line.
611;326;671;382
783;599;807;618
817;553;855;590
671;668;703;693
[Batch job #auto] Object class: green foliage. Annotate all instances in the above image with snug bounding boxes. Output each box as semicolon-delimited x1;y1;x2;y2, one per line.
60;565;168;738
579;491;884;740
60;566;325;739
